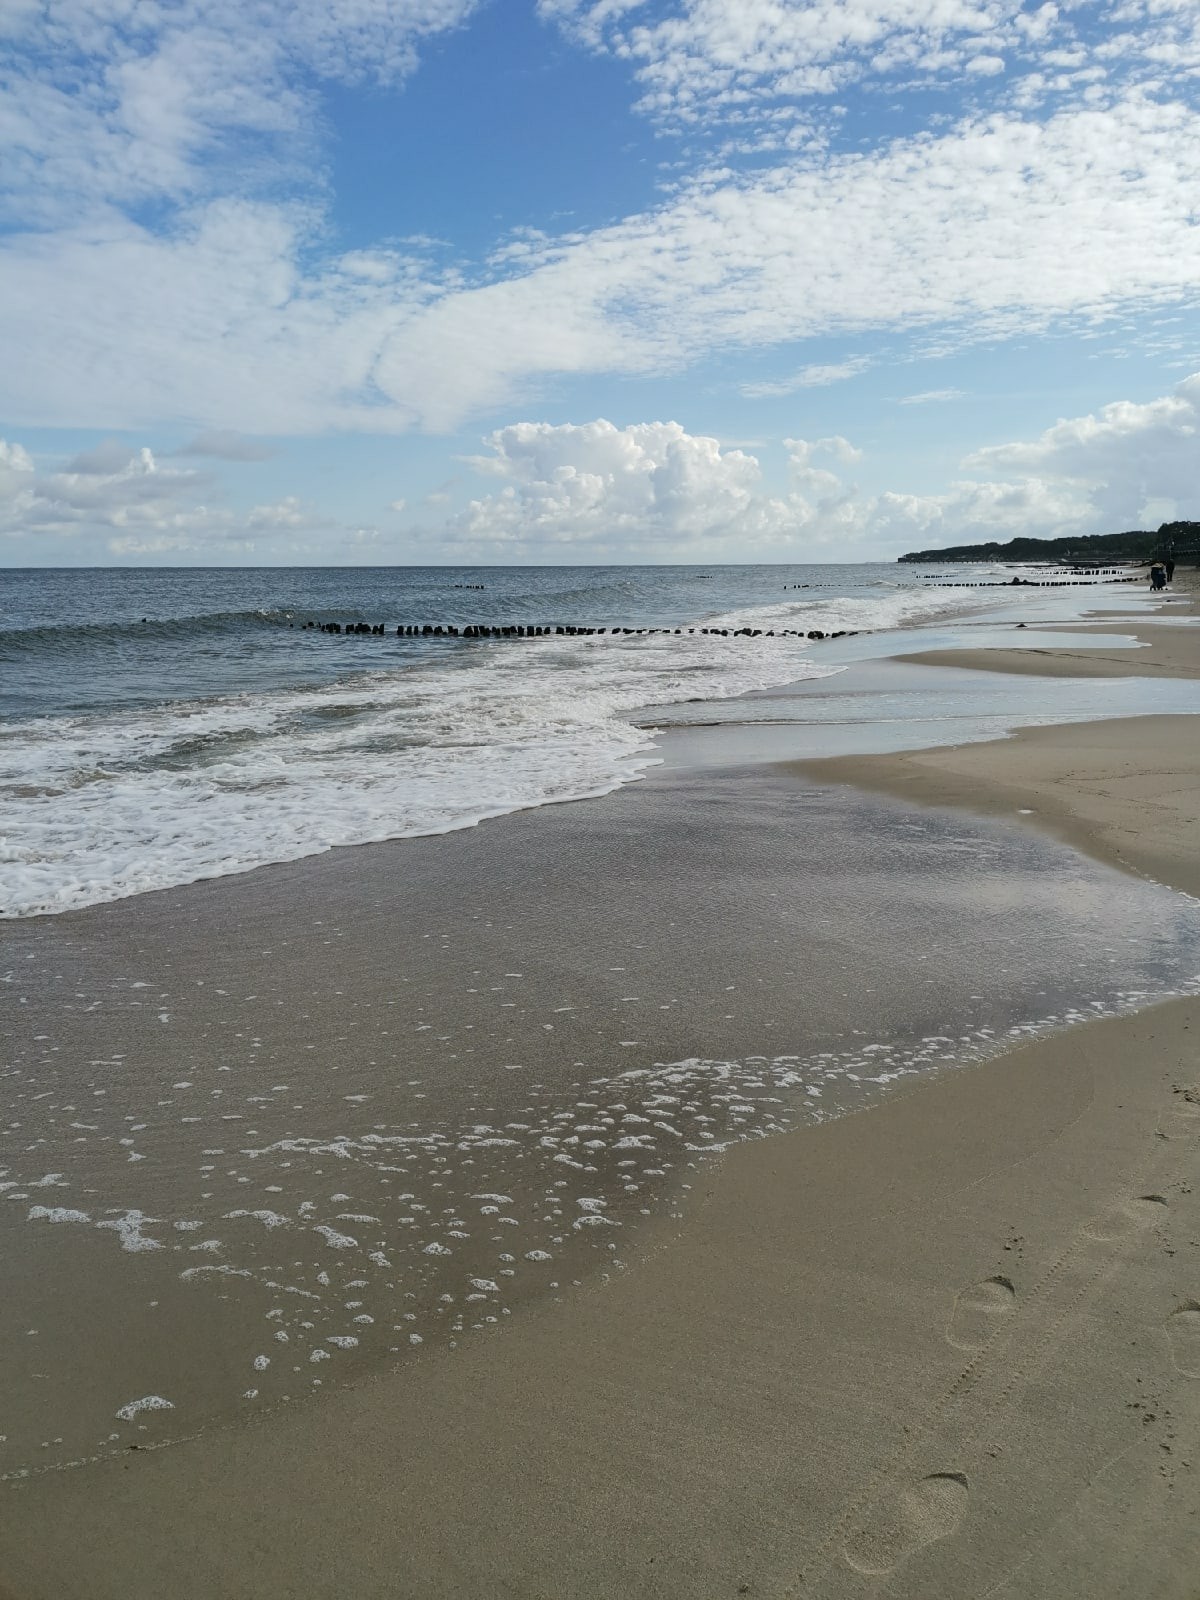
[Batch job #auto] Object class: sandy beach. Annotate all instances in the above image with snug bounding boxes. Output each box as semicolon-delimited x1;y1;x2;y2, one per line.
2;578;1199;1598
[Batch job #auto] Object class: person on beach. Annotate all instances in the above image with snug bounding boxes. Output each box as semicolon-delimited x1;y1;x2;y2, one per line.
1165;556;1175;583
1150;561;1167;590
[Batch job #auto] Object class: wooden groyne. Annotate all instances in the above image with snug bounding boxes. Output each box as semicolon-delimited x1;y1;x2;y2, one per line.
920;575;1141;588
300;622;859;641
294;571;1143;640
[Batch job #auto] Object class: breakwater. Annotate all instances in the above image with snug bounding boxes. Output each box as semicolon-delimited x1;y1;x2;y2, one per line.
302;621;858;640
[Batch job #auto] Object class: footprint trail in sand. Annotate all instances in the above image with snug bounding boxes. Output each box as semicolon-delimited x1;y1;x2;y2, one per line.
1166;1301;1200;1378
843;1471;970;1576
1081;1193;1167;1243
946;1275;1016;1353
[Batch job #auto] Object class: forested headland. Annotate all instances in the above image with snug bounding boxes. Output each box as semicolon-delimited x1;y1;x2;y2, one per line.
898;520;1198;564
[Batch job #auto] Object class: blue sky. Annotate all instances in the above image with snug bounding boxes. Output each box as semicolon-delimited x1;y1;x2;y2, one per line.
2;0;1200;565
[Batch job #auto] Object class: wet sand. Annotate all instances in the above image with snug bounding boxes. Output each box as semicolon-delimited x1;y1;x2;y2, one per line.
4;997;1200;1600
787;713;1200;902
3;583;1200;1597
899;577;1199;681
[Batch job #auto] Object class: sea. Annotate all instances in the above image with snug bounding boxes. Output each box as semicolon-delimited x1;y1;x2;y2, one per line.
6;561;1200;1478
0;561;1147;918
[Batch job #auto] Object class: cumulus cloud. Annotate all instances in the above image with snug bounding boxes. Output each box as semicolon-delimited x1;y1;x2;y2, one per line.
0;438;360;558
246;496;312;530
964;371;1200;526
7;372;1194;561
0;438;36;509
439;375;1200;560
804;372;1200;549
443;419;863;558
0;443;217;544
862;475;1094;548
440;413;1090;560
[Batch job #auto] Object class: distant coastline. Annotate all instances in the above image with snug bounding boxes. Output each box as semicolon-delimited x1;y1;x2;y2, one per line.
898;517;1199;564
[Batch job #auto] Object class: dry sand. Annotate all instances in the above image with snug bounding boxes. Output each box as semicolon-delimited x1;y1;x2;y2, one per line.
3;586;1200;1598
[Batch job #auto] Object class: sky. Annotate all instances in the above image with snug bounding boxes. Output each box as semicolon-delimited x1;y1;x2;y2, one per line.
2;0;1200;566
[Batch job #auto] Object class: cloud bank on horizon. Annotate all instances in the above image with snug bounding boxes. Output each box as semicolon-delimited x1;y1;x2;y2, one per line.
2;0;1199;562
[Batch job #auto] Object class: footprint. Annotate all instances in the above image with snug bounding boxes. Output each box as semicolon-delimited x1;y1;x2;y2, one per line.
946;1275;1016;1352
844;1473;969;1576
1082;1194;1167;1243
1166;1301;1200;1378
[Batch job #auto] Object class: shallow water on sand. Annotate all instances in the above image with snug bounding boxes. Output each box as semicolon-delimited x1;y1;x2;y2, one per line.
2;771;1198;1476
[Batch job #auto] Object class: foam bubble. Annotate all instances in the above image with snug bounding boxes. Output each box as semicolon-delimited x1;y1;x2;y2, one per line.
115;1395;174;1422
27;1206;90;1224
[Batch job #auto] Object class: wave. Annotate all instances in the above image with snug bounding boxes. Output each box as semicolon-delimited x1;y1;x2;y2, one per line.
0;608;302;659
0;572;1143;917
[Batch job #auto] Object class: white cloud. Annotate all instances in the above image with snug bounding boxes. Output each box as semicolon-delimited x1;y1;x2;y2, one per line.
0;438;36;510
798;371;1200;549
741;357;871;398
5;95;1200;433
0;438;356;557
439;374;1200;561
541;0;1030;115
246;496;312;530
0;0;480;223
963;370;1200;525
863;475;1094;548
8;372;1194;561
443;419;860;558
0;444;216;543
541;0;1200;131
899;388;967;404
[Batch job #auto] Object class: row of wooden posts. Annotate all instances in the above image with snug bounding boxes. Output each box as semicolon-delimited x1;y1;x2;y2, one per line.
300;621;859;641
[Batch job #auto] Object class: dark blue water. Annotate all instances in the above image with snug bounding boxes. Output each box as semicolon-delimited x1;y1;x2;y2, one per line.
0;563;959;719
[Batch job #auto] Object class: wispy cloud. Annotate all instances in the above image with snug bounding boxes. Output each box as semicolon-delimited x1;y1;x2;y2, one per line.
0;0;481;225
174;430;276;461
5;94;1200;435
741;357;871;398
899;388;967;405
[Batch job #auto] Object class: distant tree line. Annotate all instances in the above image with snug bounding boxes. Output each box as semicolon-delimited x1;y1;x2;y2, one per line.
898;521;1200;564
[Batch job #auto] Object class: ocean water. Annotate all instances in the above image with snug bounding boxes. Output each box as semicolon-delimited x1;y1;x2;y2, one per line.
0;562;1127;917
2;563;1198;1477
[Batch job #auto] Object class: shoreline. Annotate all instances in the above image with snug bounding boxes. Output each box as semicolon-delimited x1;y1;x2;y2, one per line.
786;576;1197;899
3;578;1200;1596
785;712;1200;901
898;613;1200;680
